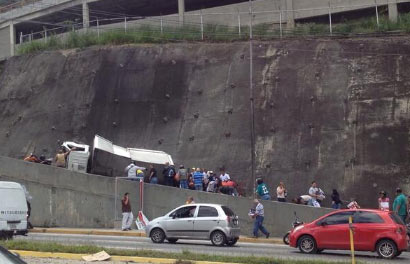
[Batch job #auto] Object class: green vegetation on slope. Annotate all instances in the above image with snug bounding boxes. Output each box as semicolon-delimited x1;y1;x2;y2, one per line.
1;240;355;264
17;13;410;55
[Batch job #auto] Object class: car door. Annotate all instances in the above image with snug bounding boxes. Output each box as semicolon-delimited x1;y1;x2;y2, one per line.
352;211;385;251
193;206;220;239
314;211;354;250
163;205;197;238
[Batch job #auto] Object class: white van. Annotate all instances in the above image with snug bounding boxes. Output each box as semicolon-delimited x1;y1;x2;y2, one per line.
0;182;28;239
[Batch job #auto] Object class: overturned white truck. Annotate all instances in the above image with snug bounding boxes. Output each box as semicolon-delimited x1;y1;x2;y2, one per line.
62;135;173;178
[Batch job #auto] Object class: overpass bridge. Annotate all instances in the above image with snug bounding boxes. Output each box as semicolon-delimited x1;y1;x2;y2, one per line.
0;0;408;59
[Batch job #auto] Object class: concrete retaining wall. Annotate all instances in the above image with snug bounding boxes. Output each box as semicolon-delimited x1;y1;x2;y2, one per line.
0;25;10;60
0;155;332;236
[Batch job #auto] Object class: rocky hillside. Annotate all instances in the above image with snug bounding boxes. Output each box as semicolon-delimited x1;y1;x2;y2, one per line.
1;37;410;206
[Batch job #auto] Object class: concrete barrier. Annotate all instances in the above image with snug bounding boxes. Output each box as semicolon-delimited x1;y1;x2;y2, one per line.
0;155;332;236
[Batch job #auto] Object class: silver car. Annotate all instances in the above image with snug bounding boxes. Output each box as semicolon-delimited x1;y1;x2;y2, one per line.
146;203;240;246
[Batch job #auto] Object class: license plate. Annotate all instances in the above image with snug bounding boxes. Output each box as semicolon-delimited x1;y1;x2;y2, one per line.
9;224;16;229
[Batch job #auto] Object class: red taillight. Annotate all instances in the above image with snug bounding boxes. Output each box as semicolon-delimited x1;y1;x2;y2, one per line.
227;216;231;222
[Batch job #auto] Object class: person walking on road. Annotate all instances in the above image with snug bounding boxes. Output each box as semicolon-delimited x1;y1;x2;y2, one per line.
121;192;133;231
393;188;407;223
250;199;270;239
255;178;271;200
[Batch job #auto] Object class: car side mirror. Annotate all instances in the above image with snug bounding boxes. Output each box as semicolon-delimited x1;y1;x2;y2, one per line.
172;215;176;219
320;221;327;226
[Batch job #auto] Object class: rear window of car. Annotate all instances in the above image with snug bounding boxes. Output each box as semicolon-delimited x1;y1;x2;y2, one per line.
221;206;235;217
389;213;405;225
353;211;384;223
197;206;219;217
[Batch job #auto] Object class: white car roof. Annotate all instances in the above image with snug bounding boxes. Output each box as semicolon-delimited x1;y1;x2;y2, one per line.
179;203;224;207
0;181;23;189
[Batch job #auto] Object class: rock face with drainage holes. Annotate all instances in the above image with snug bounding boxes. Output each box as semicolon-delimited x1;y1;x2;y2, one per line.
1;38;410;206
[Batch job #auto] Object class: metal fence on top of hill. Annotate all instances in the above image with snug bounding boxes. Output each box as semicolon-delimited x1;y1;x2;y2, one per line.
17;1;409;46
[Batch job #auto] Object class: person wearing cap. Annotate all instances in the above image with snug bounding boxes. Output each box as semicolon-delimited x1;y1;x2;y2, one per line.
393;188;407;223
178;165;188;189
250;199;270;238
378;191;390;211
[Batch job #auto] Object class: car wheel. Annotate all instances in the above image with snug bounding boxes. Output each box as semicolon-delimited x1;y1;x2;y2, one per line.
150;228;165;243
376;239;397;259
211;231;226;246
167;238;178;244
226;238;238;246
283;232;290;245
298;235;317;254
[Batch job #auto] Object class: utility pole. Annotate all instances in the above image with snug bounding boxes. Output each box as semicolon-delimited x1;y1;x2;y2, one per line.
249;0;256;198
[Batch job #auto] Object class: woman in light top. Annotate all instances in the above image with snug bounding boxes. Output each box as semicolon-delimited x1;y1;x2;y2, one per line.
378;191;390;211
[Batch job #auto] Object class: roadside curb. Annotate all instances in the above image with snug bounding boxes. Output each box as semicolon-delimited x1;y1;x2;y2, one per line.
13;250;239;264
30;228;284;245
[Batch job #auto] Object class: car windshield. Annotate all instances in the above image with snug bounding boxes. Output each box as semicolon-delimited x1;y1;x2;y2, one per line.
221;206;235;217
0;246;27;264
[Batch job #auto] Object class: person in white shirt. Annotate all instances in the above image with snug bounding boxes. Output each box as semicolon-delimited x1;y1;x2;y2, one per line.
219;168;230;182
250;199;270;238
125;161;146;181
308;181;325;206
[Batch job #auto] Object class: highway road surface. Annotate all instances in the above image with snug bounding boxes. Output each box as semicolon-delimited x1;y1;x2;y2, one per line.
16;233;410;263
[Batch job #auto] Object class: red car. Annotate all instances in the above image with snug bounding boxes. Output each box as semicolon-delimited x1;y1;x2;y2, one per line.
289;209;408;259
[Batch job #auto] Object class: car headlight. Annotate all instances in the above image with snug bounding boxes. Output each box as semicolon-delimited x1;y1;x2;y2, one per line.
294;225;304;232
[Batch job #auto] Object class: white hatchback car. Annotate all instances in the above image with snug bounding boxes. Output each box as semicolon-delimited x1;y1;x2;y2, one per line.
146;203;240;246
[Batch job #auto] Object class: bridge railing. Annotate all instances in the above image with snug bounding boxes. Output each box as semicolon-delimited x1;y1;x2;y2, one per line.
15;2;409;50
0;0;41;14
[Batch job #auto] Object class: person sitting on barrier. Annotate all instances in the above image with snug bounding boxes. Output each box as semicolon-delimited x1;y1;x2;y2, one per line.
125;161;146;181
24;153;41;163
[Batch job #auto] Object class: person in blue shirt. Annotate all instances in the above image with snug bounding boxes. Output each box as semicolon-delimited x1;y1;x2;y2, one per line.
193;168;204;191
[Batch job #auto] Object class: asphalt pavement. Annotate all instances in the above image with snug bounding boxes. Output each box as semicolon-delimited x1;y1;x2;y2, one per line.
15;233;410;263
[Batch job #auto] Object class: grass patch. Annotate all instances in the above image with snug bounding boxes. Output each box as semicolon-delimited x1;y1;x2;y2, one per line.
16;13;410;55
1;240;358;264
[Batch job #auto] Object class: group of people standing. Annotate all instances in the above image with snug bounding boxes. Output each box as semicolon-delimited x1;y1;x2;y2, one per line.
125;161;240;196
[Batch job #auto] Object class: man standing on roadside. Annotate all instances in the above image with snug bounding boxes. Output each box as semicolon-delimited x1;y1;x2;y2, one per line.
393;188;407;223
125;161;145;181
250;199;270;239
121;193;133;231
178;165;188;189
193;168;203;191
148;164;158;184
162;162;175;186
